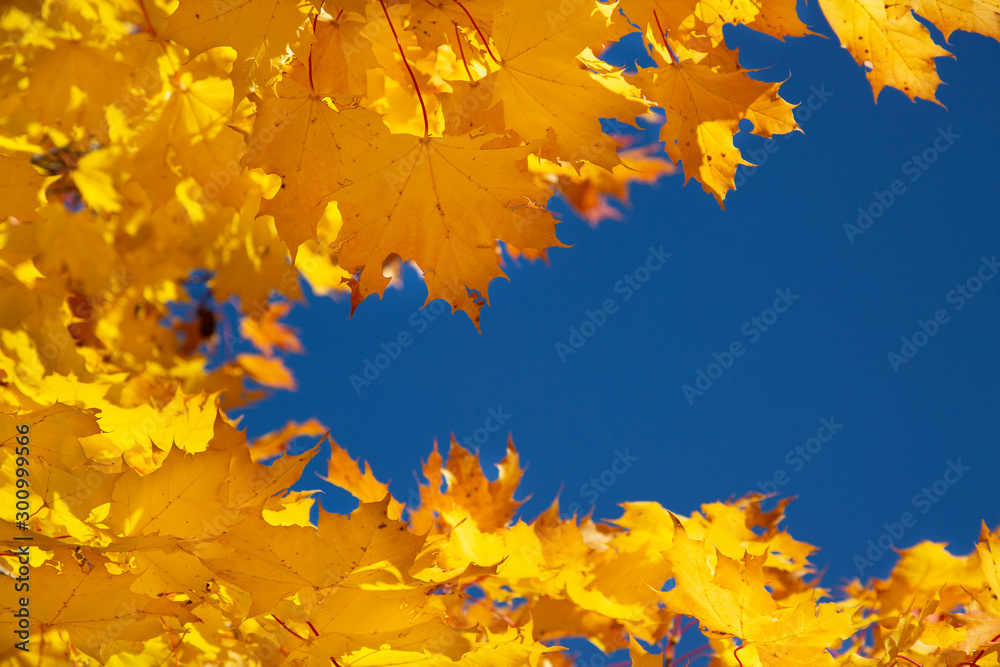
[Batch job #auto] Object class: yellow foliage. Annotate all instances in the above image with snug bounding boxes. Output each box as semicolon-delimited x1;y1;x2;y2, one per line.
1;0;998;665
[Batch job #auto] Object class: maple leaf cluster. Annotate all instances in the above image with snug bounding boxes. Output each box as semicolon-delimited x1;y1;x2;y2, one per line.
2;407;1000;666
2;0;999;665
2;0;996;326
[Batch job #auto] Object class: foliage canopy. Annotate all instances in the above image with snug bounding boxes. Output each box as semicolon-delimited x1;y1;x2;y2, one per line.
1;0;998;664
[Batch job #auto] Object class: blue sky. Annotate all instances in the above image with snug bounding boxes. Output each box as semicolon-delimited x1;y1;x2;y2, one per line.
232;1;1000;594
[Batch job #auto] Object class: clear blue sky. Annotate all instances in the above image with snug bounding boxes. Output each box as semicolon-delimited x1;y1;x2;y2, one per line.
232;0;1000;595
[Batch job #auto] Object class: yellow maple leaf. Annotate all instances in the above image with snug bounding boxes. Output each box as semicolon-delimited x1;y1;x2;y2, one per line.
322;436;405;519
531;145;676;225
622;0;813;45
240;301;304;357
248;417;325;461
979;524;1000;598
131;72;251;209
409;438;525;532
69;146;123;214
280;588;475;665
0;154;50;221
159;0;311;98
236;352;296;389
629;636;666;667
903;0;1000;41
105;413;316;539
0;402;101;471
486;0;649;170
817;0;952;102
0;549;198;659
869;541;982;616
660;518;863;666
635;29;799;204
328;131;563;326
19;37;134;130
306;13;378;103
240;67;384;256
198;497;424;617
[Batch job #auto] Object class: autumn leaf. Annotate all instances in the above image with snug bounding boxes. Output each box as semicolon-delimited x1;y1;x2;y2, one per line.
131;73;250;209
659;517;863;666
69;147;124;214
621;0;814;44
239;66;386;256
0;154;49;221
328;131;565;326
307;13;379;103
635;30;799;204
239;301;303;356
0;403;102;471
409;438;525;532
19;38;134;130
817;0;953;102
248;417;325;461
904;0;1000;41
322;435;405;519
198;497;424;616
159;0;311;99
105;413;316;540
0;549;198;659
531;145;676;225
485;0;649;171
236;353;297;389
